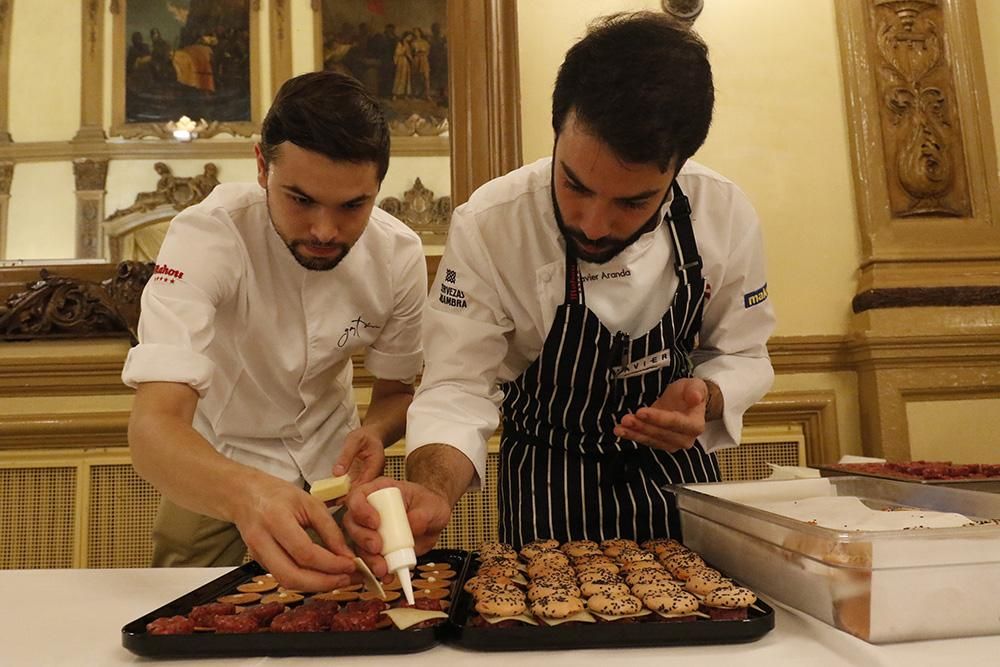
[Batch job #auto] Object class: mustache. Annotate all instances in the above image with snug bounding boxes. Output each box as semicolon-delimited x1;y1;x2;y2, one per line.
292;239;347;250
562;228;616;250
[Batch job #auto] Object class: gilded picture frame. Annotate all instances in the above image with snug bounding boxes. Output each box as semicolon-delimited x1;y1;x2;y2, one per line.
315;0;449;156
109;0;261;140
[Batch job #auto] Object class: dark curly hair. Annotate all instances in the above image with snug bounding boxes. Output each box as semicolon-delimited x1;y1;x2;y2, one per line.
260;70;390;181
552;11;714;172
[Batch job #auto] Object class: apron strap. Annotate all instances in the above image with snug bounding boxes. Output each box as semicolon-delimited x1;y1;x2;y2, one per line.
564;251;585;305
667;181;703;285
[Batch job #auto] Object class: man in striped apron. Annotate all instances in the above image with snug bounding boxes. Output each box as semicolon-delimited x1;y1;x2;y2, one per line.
498;179;720;547
342;11;775;563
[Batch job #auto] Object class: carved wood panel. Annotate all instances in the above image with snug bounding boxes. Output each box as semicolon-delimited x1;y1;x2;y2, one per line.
871;0;970;218
838;0;1000;287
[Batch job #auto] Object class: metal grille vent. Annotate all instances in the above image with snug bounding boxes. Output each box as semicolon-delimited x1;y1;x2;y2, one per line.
717;439;805;482
87;464;161;568
0;466;77;569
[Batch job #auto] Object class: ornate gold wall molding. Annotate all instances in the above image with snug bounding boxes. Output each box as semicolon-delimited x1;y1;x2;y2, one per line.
75;0;106;142
270;0;292;96
107;162;219;220
0;160;10;258
0;0;12;144
837;0;1000;293
850;306;1000;458
745;390;841;466
0;338;131;397
73;158;107;192
378;177;452;244
449;0;522;204
0;412;130;449
73;158;108;258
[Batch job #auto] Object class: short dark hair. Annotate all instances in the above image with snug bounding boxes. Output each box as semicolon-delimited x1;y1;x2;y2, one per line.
260;70;390;181
552;11;714;172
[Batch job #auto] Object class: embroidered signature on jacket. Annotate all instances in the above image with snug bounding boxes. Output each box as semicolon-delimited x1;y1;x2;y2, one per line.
338;316;381;347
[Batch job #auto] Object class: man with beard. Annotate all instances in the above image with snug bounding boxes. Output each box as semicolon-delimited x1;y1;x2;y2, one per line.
344;12;775;563
123;71;426;590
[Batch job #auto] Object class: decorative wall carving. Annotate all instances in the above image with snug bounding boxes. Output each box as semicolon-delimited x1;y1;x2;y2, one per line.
270;0;293;102
378;178;452;241
107;163;219;220
73;158;109;192
0;161;12;195
78;198;102;258
86;0;101;57
0;0;10;50
0;261;152;341
871;0;970;218
75;0;106;142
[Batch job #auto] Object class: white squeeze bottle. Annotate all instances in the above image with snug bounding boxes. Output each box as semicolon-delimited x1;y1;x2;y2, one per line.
366;486;416;605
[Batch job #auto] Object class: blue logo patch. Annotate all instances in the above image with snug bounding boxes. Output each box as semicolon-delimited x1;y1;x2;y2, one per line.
743;283;768;309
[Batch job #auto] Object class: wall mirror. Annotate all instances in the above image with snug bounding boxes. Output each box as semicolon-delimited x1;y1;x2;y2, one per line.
0;0;520;264
0;0;520;338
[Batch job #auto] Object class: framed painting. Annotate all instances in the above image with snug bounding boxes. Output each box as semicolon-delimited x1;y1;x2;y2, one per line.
110;0;261;139
316;0;449;155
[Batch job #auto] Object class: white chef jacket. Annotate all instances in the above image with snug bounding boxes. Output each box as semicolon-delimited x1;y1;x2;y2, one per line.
122;182;427;486
406;157;776;486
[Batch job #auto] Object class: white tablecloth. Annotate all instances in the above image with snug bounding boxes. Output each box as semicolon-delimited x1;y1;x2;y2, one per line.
0;567;995;666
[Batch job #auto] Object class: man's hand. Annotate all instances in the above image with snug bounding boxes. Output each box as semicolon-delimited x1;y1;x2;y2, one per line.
613;377;711;452
232;474;359;592
331;425;387;485
341;476;453;577
129;382;358;591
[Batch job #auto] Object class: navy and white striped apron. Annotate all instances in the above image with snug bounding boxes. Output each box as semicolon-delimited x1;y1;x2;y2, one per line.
498;182;720;548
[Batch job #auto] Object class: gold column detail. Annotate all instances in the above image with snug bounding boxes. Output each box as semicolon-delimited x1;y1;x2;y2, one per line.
0;0;13;143
837;0;1000;460
0;161;11;259
449;0;523;205
270;0;292;94
73;158;108;258
75;0;107;142
872;0;969;218
838;0;1000;294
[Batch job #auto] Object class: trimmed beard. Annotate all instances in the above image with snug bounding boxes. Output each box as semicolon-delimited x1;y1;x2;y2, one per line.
265;192;351;272
550;173;668;265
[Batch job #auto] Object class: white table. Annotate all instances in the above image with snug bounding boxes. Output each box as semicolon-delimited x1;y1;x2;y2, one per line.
0;567;995;666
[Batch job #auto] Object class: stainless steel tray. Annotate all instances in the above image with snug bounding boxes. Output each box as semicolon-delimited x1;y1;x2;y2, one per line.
816;464;1000;493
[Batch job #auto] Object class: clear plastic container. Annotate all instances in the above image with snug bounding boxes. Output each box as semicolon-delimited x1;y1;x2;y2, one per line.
671;476;1000;643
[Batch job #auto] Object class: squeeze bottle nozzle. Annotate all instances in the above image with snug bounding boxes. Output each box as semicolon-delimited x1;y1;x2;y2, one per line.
366;487;417;605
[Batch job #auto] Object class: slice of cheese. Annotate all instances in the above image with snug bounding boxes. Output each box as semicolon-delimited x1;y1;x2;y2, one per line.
539;610;597;625
654;609;710;620
480;612;539;626
381;607;448;630
353;557;386;599
590;609;652;622
309;474;352;503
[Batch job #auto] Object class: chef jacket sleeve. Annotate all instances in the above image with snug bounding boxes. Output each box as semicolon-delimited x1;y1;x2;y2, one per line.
121;206;242;397
405;205;513;489
690;191;776;453
364;231;427;383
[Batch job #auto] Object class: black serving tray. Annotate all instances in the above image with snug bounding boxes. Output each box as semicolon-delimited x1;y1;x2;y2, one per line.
446;552;774;652
122;548;467;658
